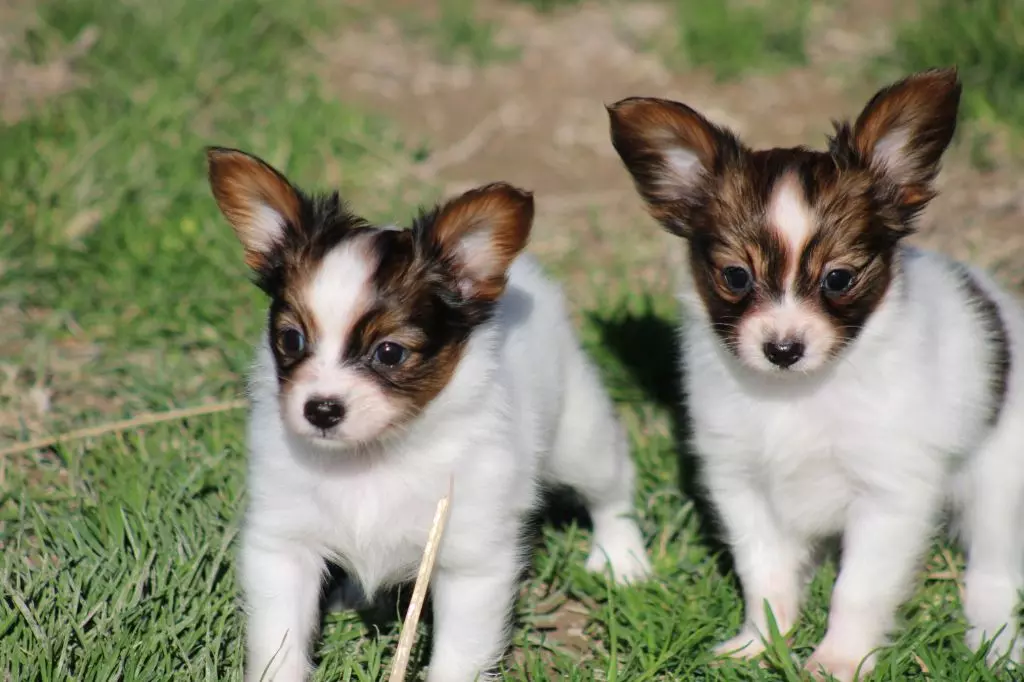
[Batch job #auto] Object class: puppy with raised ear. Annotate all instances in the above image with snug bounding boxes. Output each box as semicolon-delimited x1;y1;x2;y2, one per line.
608;68;1024;680
206;148;652;682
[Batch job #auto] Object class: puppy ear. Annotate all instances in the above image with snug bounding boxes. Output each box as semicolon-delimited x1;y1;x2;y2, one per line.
419;183;534;302
607;96;742;238
206;147;303;272
849;67;961;208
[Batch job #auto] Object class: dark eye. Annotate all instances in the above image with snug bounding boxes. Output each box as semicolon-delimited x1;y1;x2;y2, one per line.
722;266;753;295
278;327;306;357
373;341;408;368
822;268;856;296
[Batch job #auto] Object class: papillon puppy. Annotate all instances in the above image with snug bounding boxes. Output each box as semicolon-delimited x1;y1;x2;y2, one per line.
206;148;652;682
607;68;1024;680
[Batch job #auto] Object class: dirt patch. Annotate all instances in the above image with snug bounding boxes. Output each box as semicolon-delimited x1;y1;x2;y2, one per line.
317;0;1024;297
0;0;97;124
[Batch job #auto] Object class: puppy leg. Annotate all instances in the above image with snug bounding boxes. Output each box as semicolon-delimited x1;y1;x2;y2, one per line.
426;551;520;682
961;430;1024;665
806;493;939;682
709;475;811;660
240;533;325;682
544;354;652;584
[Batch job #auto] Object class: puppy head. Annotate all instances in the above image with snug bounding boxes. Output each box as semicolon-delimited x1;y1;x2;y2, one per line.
207;147;533;449
608;68;961;373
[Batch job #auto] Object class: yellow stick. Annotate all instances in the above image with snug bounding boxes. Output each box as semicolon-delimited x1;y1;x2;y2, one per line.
0;399;248;457
387;477;454;682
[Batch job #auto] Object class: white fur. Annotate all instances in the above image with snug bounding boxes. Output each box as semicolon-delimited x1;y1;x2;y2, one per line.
770;177;815;275
664;147;702;185
249;203;288;253
240;254;652;682
871;127;913;182
683;246;1024;679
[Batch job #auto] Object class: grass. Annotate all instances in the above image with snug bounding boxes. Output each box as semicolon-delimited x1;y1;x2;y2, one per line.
1;0;1020;680
671;0;810;81
406;0;519;65
888;0;1024;133
510;0;584;13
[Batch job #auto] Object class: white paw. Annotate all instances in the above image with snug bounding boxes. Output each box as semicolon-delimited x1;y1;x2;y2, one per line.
804;642;875;682
713;628;767;660
585;521;652;585
967;623;1023;666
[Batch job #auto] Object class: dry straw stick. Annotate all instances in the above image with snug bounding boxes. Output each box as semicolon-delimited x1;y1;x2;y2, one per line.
0;399;248;458
387;477;454;682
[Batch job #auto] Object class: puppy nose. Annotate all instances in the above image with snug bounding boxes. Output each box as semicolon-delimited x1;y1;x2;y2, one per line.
303;397;345;430
763;340;805;368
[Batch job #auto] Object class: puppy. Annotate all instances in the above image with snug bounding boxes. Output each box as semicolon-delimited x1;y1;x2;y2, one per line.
607;68;1024;680
206;148;652;682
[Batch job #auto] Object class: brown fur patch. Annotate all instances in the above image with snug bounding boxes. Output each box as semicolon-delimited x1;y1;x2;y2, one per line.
607;97;745;238
425;182;535;301
207;148;303;272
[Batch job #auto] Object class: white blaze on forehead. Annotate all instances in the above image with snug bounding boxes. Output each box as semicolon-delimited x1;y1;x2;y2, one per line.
306;239;375;356
769;174;816;286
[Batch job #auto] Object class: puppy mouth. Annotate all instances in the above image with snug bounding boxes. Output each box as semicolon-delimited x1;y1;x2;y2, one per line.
296;428;350;451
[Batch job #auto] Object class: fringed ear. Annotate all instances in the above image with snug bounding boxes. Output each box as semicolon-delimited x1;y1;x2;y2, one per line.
418;183;534;302
607;96;743;238
846;67;961;210
206;147;303;273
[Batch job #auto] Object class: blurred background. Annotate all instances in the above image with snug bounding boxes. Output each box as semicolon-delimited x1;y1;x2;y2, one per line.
2;0;1022;679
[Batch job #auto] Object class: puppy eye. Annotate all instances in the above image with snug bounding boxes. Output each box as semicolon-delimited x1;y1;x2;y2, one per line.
373;341;408;368
822;268;856;296
721;266;753;295
278;327;306;357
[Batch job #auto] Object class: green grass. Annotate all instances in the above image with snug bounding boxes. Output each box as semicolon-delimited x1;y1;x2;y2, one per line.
509;0;584;13
407;0;519;65
1;0;1020;680
888;0;1024;133
671;0;810;81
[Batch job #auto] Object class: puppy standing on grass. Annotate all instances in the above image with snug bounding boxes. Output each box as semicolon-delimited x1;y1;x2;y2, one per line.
607;68;1024;680
206;148;652;682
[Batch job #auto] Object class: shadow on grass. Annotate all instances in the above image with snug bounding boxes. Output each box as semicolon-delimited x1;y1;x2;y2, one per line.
586;298;732;574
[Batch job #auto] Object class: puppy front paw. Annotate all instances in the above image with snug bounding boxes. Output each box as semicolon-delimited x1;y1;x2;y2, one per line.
585;520;652;585
713;628;767;660
966;624;1023;666
804;642;874;682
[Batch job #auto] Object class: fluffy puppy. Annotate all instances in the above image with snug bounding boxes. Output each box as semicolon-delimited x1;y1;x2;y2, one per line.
607;68;1024;680
206;148;652;682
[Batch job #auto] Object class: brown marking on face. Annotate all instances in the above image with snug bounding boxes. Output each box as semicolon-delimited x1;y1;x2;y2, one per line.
608;69;961;367
337;227;491;419
270;234;381;407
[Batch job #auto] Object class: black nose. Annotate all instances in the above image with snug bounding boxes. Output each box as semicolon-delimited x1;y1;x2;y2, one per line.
304;397;345;430
763;340;805;368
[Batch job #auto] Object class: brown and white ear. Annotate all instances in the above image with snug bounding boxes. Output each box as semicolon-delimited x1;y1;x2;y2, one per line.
206;147;303;272
607;96;740;237
850;67;961;207
423;183;534;301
